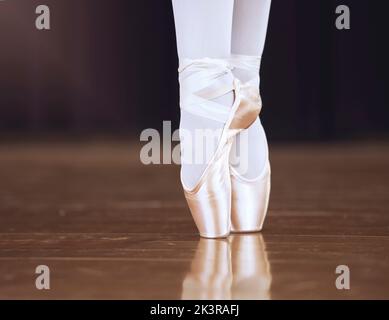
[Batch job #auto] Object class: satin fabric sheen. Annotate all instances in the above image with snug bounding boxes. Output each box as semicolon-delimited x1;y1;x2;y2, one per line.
226;55;271;232
179;57;262;238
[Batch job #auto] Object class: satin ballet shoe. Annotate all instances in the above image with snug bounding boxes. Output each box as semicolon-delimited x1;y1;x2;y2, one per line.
230;161;271;233
226;55;271;233
179;58;260;238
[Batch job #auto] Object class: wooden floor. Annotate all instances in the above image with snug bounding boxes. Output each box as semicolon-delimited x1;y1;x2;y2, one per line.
0;140;388;299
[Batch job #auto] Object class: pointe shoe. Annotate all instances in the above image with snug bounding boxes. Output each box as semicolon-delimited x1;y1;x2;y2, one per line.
179;58;260;238
226;55;271;233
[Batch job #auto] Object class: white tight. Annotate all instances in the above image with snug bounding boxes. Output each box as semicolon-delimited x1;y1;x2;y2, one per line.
173;0;272;188
172;0;234;60
172;0;271;60
232;0;272;56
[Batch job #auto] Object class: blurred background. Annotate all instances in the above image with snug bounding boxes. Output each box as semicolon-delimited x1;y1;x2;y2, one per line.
0;0;388;141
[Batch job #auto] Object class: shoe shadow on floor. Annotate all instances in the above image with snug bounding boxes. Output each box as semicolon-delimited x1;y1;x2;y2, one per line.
181;234;272;300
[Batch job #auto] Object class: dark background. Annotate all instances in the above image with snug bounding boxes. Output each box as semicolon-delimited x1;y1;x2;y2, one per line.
0;0;388;141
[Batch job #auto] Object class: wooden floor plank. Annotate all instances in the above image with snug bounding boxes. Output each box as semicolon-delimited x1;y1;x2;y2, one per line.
0;141;388;299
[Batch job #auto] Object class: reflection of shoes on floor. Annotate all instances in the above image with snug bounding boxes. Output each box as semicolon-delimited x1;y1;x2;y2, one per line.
179;58;260;238
181;239;232;300
230;234;272;300
181;234;271;300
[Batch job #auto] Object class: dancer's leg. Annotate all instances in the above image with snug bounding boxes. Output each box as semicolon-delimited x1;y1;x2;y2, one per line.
231;0;271;56
172;0;234;60
172;0;235;189
230;0;272;179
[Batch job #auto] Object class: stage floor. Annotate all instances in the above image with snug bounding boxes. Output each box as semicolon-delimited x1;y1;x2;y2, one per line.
0;140;388;299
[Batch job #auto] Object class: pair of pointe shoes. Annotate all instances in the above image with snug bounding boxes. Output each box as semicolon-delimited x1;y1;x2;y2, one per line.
179;55;271;238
